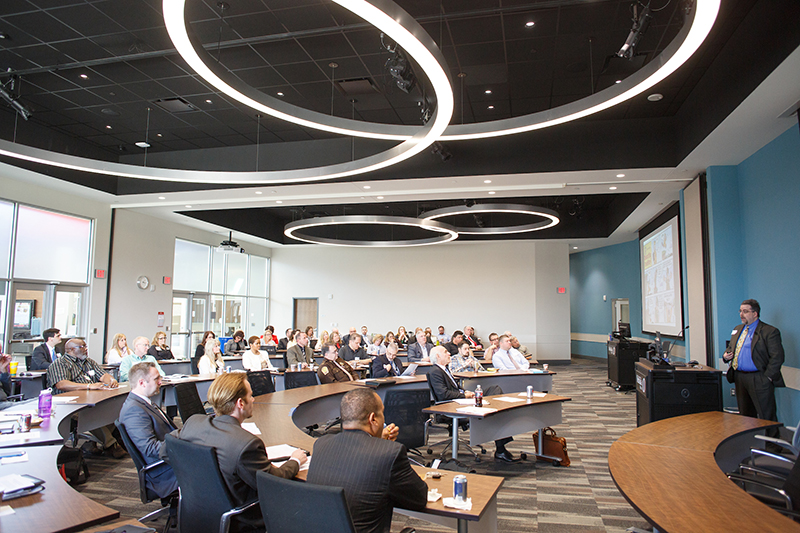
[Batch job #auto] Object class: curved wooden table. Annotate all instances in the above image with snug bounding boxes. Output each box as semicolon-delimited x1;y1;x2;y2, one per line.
608;411;800;532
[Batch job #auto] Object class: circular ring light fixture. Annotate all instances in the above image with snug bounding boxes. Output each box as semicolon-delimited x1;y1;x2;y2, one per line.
420;204;560;235
284;215;458;247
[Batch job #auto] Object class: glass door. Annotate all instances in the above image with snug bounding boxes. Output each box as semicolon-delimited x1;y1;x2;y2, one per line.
9;283;50;358
54;286;83;337
191;296;207;356
171;293;192;360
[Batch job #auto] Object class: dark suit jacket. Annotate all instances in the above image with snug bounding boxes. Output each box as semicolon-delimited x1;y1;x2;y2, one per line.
277;337;289;351
286;344;314;366
119;393;178;498
307;429;428;533
371;355;402;378
428;364;465;402
31;343;56;370
167;414;299;514
407;342;434;362
727;321;785;386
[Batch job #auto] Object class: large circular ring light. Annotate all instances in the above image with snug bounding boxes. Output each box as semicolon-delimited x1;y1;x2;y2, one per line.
420;204;560;235
284;215;458;247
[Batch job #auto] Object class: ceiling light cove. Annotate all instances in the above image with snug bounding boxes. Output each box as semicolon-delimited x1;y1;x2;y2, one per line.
420;204;560;235
284;216;459;247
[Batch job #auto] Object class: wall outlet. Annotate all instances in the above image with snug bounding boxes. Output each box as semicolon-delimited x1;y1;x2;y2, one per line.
730;388;736;396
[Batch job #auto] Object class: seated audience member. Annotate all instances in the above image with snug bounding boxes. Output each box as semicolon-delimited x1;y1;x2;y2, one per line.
436;325;450;346
277;328;293;351
443;330;465;356
429;347;515;462
330;331;343;350
305;326;317;349
106;333;133;364
339;333;367;361
511;336;536;362
120;336;166;382
261;326;278;346
243;336;275;371
319;330;330;346
383;331;396;347
31;328;62;370
395;326;410;347
366;334;386;356
407;329;434;363
119;362;178;497
464;326;483;349
492;335;530;370
424;327;434;345
224;330;248;356
360;325;370;347
371;343;403;378
199;338;225;374
148;331;174;360
318;343;358;383
195;331;215;360
449;341;485;372
482;332;500;362
1;353;15;410
47;338;126;458
342;327;358;346
308;388;428;533
287;329;301;349
287;331;314;368
165;372;306;530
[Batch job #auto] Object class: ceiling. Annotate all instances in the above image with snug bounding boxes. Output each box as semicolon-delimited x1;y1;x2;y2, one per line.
0;0;798;250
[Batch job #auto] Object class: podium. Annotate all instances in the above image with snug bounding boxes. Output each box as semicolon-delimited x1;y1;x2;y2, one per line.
635;359;722;426
607;339;648;390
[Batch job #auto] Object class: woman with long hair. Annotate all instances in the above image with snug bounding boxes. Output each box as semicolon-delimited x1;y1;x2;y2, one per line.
198;338;225;374
148;332;174;360
106;333;132;364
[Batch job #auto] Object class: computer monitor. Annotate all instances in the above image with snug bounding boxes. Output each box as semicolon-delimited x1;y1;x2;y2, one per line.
617;322;631;339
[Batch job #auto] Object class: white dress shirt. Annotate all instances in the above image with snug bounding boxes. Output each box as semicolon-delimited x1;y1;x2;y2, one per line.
491;348;530;370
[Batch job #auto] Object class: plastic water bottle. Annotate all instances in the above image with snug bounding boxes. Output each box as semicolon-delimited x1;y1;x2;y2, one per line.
474;385;483;407
38;388;53;418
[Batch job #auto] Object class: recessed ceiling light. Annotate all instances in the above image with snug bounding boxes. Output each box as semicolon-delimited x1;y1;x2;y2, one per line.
158;196;166;200
205;99;212;103
485;89;492;95
363;185;371;189
377;196;384;199
80;74;88;79
157;133;163;137
484;179;492;184
488;191;496;195
276;92;284;97
525;21;535;27
573;246;578;250
615;79;622;84
185;205;192;208
276;200;283;204
105;125;112;129
609;186;618;190
255;191;262;195
616;173;625;178
135;141;150;148
647;93;664;102
487;105;494;110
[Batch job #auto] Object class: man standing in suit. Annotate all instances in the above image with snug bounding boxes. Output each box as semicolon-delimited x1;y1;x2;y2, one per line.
119;362;178;498
308;388;428;533
166;372;307;528
429;346;516;462
371;342;403;378
31;328;61;370
723;299;785;440
407;329;434;362
287;331;314;368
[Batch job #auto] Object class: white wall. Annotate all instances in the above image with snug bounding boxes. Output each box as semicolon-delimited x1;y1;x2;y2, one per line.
683;179;708;364
106;209;273;355
269;240;571;362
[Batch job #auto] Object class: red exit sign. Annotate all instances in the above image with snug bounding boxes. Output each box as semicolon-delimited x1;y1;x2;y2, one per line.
557;287;566;294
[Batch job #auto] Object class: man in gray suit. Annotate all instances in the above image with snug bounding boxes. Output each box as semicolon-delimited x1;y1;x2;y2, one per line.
286;331;314;368
407;329;434;362
166;372;307;528
119;362;178;498
308;388;428;533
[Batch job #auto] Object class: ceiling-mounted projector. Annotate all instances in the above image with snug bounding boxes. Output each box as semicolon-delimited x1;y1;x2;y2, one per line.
217;232;245;254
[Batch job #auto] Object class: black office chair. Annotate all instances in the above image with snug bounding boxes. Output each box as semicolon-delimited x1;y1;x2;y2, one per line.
383;388;431;464
729;456;800;521
115;420;176;533
174;382;207;423
247;370;275;396
425;375;485;461
190;356;200;376
165;434;259;533
284;371;318;390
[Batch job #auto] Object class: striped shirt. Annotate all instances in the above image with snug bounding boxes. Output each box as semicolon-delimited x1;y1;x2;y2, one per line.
46;353;108;394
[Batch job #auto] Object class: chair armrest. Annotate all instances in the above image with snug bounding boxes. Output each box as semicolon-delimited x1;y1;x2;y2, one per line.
7;394;24;402
219;499;259;533
727;473;792;509
136;459;168;503
755;435;799;455
751;448;797;466
738;465;789;481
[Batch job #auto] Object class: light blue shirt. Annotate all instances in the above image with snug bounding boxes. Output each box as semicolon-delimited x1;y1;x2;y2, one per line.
119;353;165;382
736;319;759;372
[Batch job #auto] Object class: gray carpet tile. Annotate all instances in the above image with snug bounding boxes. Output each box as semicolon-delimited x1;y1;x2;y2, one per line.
75;355;651;532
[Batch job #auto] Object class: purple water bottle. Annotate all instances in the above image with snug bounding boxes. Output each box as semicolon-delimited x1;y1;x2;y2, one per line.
38;388;52;418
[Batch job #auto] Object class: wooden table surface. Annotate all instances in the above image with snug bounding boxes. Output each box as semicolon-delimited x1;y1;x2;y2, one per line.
423;392;570;418
609;412;800;532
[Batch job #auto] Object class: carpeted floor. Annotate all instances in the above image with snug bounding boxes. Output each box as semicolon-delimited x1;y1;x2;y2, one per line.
75;355;651;532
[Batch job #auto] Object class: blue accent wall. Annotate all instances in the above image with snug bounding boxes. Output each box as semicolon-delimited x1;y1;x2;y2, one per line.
708;125;800;421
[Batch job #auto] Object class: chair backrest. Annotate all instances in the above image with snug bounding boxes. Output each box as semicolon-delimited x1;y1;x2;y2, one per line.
264;345;277;355
426;373;444;404
383;388;431;450
165;434;238;533
247;370;275;396
115;419;154;503
282;352;289;369
190;356;200;375
24;355;32;371
284;371;318;390
256;470;355;533
174;382;206;423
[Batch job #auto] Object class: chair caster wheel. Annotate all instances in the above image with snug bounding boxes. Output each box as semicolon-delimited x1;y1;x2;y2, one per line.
475;456;481;463
427;449;433;455
553;460;560;466
480;448;486;454
520;452;527;460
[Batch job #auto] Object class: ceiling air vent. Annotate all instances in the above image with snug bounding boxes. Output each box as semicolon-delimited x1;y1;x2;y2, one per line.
335;78;379;96
152;97;197;113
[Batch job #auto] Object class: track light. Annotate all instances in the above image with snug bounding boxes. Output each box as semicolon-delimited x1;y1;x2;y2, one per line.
617;2;653;60
0;76;32;120
385;52;417;93
431;141;452;162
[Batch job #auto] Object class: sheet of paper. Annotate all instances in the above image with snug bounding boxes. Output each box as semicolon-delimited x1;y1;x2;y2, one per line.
0;430;41;444
0;452;29;465
272;456;310;471
0;474;35;494
456;406;497;416
53;396;78;403
0;505;15;516
494;396;524;403
240;422;261;435
265;444;296;459
452;399;490;406
517;392;547;398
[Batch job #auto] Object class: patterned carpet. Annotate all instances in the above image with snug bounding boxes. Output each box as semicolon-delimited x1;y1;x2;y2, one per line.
75;355;651;532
